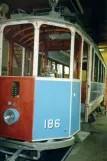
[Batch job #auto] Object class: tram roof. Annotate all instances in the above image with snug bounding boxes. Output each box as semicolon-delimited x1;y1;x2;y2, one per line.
0;14;106;66
0;14;95;42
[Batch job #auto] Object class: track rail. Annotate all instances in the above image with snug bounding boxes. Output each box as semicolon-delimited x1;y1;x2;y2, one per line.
0;144;77;161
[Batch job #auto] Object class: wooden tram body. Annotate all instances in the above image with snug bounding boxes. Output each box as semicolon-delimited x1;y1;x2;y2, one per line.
0;5;106;160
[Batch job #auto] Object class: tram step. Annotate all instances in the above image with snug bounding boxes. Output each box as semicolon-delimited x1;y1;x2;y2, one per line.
74;131;90;143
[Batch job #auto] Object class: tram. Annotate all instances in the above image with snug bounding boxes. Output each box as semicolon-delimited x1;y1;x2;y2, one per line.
0;0;106;160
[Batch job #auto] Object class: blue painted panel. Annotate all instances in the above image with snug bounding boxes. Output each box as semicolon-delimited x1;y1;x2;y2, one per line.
71;82;80;135
33;80;71;140
90;83;105;103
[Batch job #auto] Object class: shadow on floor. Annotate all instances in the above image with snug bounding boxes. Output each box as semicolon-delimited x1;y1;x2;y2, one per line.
66;115;107;161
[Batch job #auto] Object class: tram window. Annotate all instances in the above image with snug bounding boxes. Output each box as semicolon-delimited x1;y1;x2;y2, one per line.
82;41;90;81
101;63;103;83
38;24;71;78
102;66;103;83
99;61;102;82
91;48;94;81
81;41;90;105
73;32;82;79
12;44;23;76
102;66;105;83
2;37;8;75
94;54;98;82
97;59;100;82
24;50;33;76
2;23;34;76
52;62;55;70
104;67;105;82
47;60;55;70
64;66;69;78
57;64;63;78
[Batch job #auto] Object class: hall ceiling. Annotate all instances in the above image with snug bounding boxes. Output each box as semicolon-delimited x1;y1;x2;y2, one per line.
0;0;107;45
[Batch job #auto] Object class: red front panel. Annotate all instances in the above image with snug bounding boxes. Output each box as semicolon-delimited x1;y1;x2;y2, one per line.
0;76;35;141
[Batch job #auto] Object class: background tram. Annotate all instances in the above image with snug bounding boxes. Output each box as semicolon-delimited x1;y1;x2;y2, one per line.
0;4;106;160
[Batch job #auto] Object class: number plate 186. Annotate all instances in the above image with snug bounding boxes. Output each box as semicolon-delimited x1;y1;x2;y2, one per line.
44;119;60;129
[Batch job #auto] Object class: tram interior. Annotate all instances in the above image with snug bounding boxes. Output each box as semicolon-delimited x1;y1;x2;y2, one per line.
2;23;84;78
2;22;105;119
1;23;88;118
2;24;71;78
38;24;71;78
2;23;86;81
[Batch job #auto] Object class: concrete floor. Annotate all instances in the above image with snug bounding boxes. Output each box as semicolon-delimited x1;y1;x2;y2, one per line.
66;115;107;161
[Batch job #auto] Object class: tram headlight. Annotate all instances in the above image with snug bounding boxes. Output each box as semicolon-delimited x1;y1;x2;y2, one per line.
3;108;19;125
49;0;59;7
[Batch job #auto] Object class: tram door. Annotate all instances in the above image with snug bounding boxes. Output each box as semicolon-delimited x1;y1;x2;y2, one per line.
81;41;90;120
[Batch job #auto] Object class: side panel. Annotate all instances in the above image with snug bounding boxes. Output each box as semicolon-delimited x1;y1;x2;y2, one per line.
71;81;80;135
0;77;35;141
33;80;71;140
90;82;105;103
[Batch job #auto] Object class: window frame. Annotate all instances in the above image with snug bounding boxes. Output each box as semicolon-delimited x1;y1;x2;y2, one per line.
73;31;82;80
35;21;74;79
0;21;35;76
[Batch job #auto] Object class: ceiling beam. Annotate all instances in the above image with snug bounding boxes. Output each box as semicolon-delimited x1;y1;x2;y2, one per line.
12;26;34;38
75;0;84;14
19;32;34;42
23;37;34;45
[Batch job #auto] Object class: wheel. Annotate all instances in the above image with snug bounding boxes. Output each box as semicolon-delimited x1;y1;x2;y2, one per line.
88;114;95;123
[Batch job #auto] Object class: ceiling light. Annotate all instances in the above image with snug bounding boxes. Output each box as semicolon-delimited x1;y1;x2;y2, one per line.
99;48;105;51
